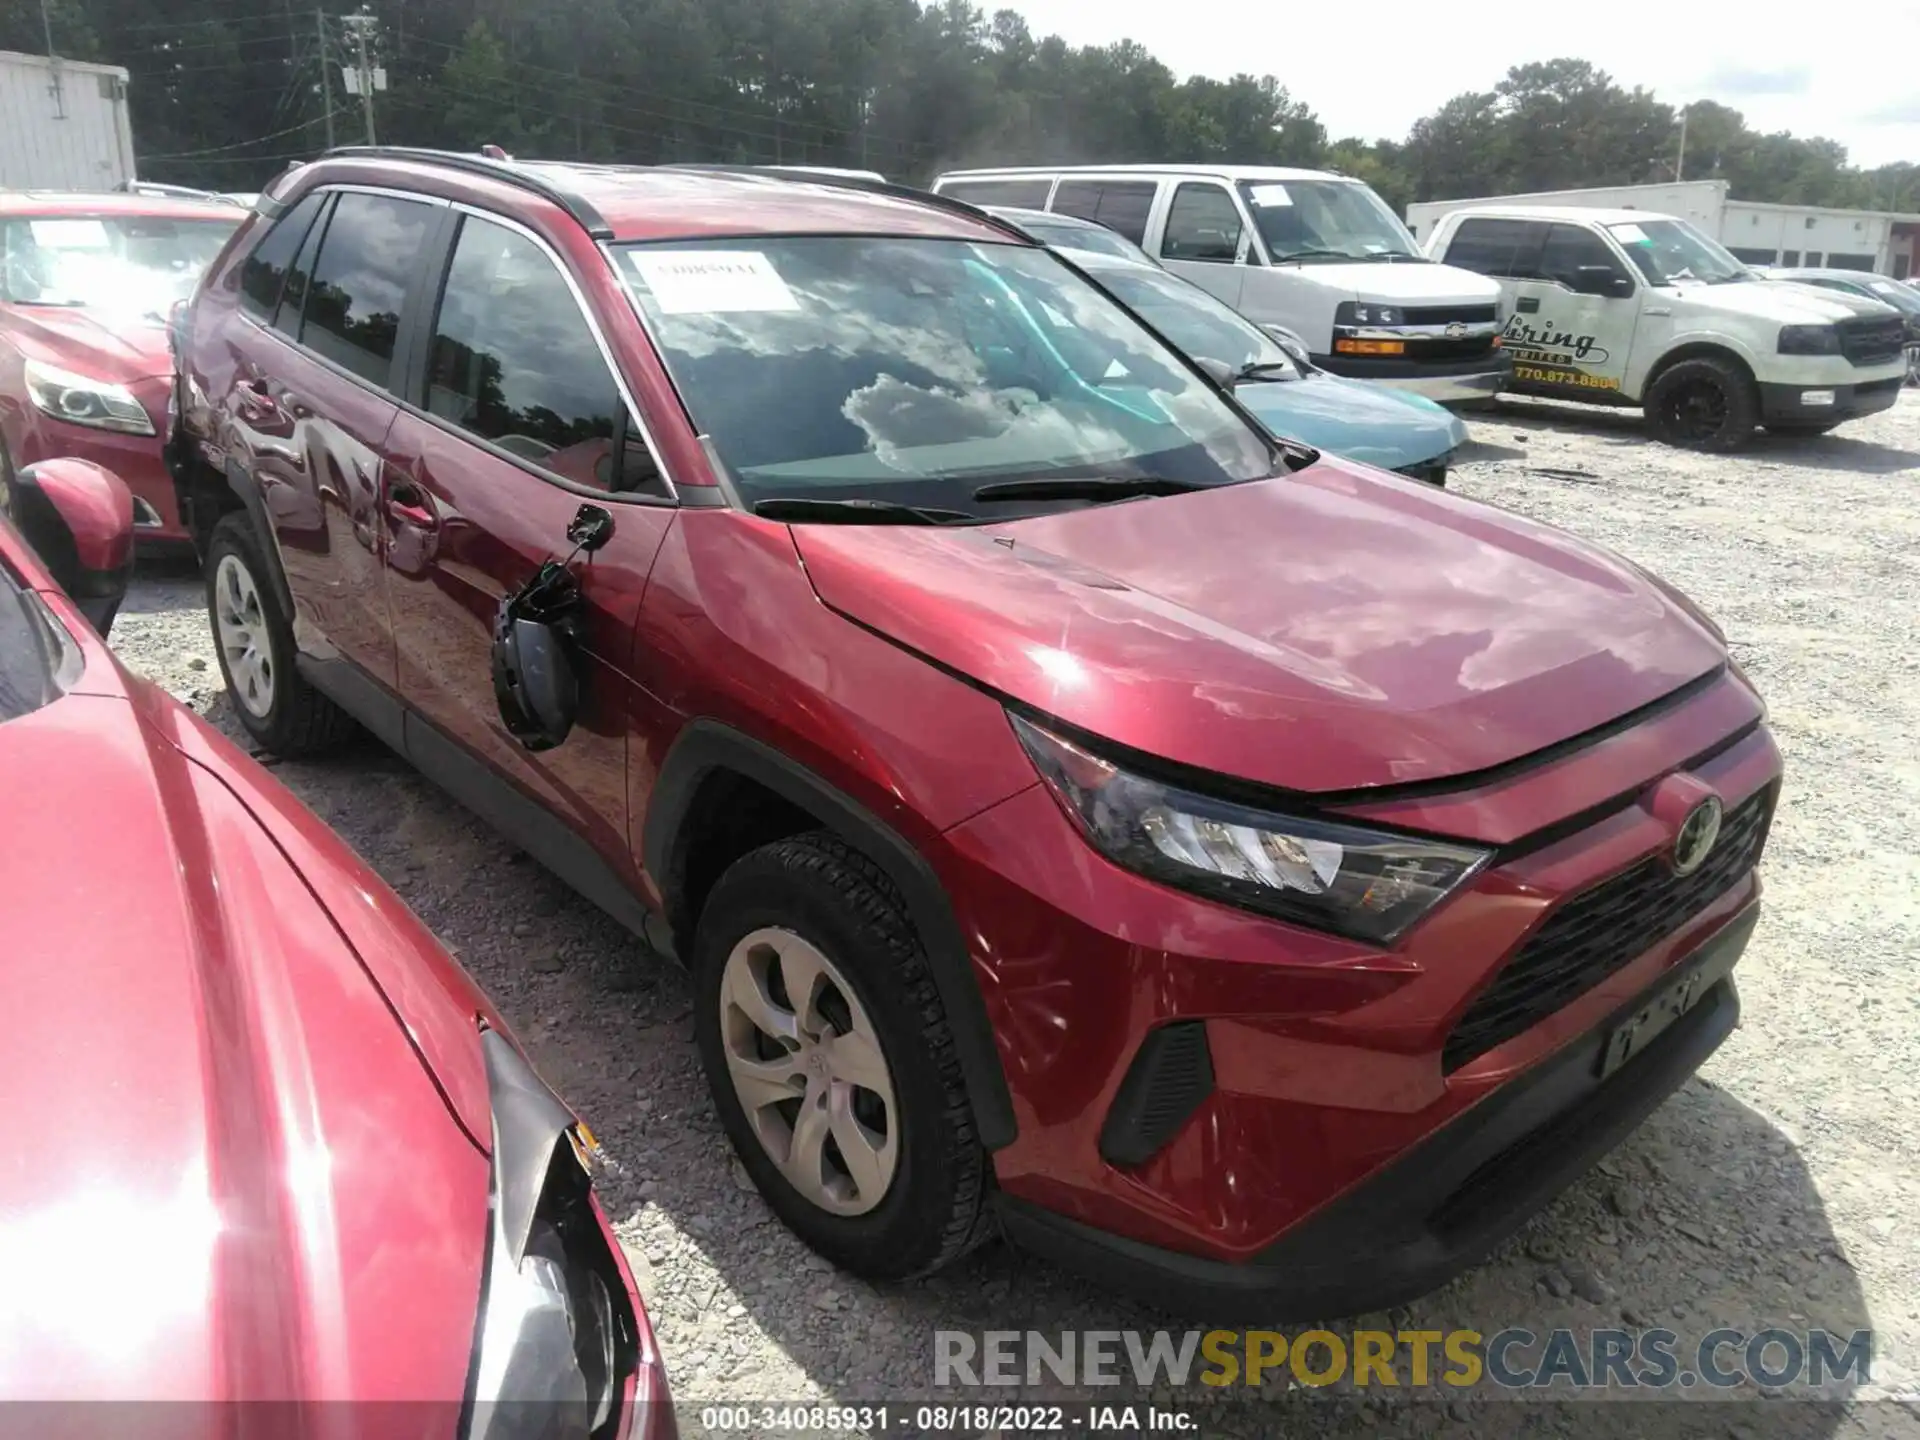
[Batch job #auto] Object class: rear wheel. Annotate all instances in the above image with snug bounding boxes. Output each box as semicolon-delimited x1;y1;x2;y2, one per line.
205;512;357;755
692;831;992;1280
1644;357;1758;451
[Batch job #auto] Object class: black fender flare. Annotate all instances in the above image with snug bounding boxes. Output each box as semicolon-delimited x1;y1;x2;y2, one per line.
643;719;1017;1151
222;457;299;623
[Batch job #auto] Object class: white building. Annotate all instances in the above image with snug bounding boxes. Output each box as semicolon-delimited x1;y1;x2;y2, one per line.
1405;180;1920;280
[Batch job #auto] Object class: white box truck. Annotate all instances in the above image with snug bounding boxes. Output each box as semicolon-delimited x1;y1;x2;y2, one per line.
0;49;137;191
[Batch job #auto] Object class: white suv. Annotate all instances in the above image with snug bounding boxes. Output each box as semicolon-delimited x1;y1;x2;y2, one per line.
1426;205;1908;448
932;165;1510;406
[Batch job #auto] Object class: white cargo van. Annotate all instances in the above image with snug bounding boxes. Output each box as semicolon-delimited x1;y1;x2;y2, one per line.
931;165;1509;405
1425;205;1908;449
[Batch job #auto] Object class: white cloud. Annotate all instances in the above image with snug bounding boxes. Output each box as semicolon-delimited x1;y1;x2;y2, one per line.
999;0;1920;168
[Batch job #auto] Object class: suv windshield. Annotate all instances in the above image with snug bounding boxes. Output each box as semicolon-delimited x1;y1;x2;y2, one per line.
617;237;1275;510
1094;265;1299;381
0;562;77;723
0;213;240;316
1606;219;1749;286
1235;180;1422;263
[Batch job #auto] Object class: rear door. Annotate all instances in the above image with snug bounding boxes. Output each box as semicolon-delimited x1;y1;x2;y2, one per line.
381;208;677;887
221;187;444;704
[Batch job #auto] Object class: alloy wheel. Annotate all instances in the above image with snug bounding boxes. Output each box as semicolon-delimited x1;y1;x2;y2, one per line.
1665;379;1728;445
718;926;899;1216
214;553;275;718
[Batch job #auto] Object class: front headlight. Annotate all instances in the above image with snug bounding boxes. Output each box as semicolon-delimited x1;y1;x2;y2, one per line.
1012;714;1490;945
1777;324;1840;355
24;359;156;435
1342;302;1401;327
467;1030;664;1440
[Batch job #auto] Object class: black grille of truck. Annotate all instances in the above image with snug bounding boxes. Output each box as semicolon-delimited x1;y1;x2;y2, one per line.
1837;315;1905;366
1402;304;1499;326
1441;786;1776;1074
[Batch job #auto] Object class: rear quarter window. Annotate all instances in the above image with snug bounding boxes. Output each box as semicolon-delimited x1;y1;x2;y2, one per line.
238;192;327;320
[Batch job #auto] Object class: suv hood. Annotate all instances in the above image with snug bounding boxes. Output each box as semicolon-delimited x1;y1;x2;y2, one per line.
0;677;487;1400
3;304;172;382
1674;279;1887;326
794;458;1726;793
1288;260;1503;307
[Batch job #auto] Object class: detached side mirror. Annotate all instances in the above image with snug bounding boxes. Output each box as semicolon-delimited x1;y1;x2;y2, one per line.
3;459;134;638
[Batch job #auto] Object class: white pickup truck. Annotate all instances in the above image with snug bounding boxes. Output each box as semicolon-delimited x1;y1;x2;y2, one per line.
1424;205;1908;448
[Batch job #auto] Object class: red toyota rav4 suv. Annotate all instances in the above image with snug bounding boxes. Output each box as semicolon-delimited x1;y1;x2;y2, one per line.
171;150;1782;1317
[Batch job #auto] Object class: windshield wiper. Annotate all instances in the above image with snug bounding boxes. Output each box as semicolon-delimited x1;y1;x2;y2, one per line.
1231;360;1297;386
1271;248;1360;263
1362;251;1428;263
972;475;1213;503
752;496;975;525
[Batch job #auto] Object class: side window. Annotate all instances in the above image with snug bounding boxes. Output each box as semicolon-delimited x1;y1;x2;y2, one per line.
1442;217;1535;276
238;192;325;320
1539;224;1628;290
939;179;1051;207
274;192;332;336
1780;250;1800;266
1162;183;1243;263
299;192;433;389
426;213;660;495
1091;182;1156;245
1050;181;1104;224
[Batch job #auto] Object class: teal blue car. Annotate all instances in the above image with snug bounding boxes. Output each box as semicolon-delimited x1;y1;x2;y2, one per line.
1066;245;1469;485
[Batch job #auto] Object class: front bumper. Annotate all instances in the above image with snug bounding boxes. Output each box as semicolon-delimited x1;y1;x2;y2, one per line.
1315;349;1510;405
1002;902;1754;1319
9;403;184;544
1757;375;1904;424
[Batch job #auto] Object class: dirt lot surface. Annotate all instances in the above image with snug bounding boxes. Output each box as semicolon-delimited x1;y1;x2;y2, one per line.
115;394;1920;1437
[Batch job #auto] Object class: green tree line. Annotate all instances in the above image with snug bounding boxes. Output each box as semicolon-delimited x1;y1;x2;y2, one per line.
3;0;1914;213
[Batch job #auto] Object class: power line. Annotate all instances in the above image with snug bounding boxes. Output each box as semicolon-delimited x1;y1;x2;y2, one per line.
139;114;326;160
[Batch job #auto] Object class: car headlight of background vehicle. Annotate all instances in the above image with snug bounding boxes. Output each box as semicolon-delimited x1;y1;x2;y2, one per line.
1777;324;1840;355
466;1030;669;1440
1012;714;1490;944
23;359;156;435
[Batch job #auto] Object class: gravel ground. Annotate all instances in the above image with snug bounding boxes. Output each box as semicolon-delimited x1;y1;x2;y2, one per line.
115;394;1920;1438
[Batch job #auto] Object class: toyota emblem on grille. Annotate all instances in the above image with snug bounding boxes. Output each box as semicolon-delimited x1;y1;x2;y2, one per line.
1671;795;1724;877
1445;322;1467;338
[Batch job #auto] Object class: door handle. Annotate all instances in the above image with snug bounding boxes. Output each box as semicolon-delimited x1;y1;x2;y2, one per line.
236;376;279;417
386;480;437;528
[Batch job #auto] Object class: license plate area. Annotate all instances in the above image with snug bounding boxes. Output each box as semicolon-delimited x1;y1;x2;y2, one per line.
1592;908;1754;1081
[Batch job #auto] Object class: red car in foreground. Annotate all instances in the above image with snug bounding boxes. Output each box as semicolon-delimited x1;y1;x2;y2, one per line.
0;458;670;1432
0;191;243;545
172;151;1782;1317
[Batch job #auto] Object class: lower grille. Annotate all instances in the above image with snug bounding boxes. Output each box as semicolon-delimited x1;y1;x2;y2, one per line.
1098;1022;1214;1167
1837;315;1905;366
1441;785;1776;1074
1407;336;1498;362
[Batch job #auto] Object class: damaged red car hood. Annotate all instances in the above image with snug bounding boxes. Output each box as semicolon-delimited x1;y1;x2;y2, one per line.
794;459;1726;793
0;643;487;1402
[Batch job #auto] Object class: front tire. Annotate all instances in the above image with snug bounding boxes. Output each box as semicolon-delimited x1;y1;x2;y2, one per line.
692;831;992;1280
1644;356;1758;451
205;512;357;755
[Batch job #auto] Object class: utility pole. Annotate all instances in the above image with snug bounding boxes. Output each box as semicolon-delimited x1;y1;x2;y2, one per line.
1675;103;1689;183
314;9;336;149
341;9;379;146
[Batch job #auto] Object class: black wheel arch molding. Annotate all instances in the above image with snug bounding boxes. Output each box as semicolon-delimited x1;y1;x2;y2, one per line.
643;718;1018;1151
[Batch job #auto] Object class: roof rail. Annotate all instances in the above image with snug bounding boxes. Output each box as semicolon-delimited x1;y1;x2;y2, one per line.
317;146;614;239
657;164;1034;246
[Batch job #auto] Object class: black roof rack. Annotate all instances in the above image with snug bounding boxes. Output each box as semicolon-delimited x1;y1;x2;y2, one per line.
317;146;614;239
657;164;1034;245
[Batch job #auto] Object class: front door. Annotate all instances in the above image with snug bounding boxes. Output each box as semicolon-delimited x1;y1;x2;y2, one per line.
1499;222;1639;400
381;209;677;888
1156;180;1249;310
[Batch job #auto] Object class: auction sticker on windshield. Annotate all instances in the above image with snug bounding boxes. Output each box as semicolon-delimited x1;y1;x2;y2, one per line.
1611;224;1649;245
29;218;111;249
1247;184;1292;207
625;249;800;315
